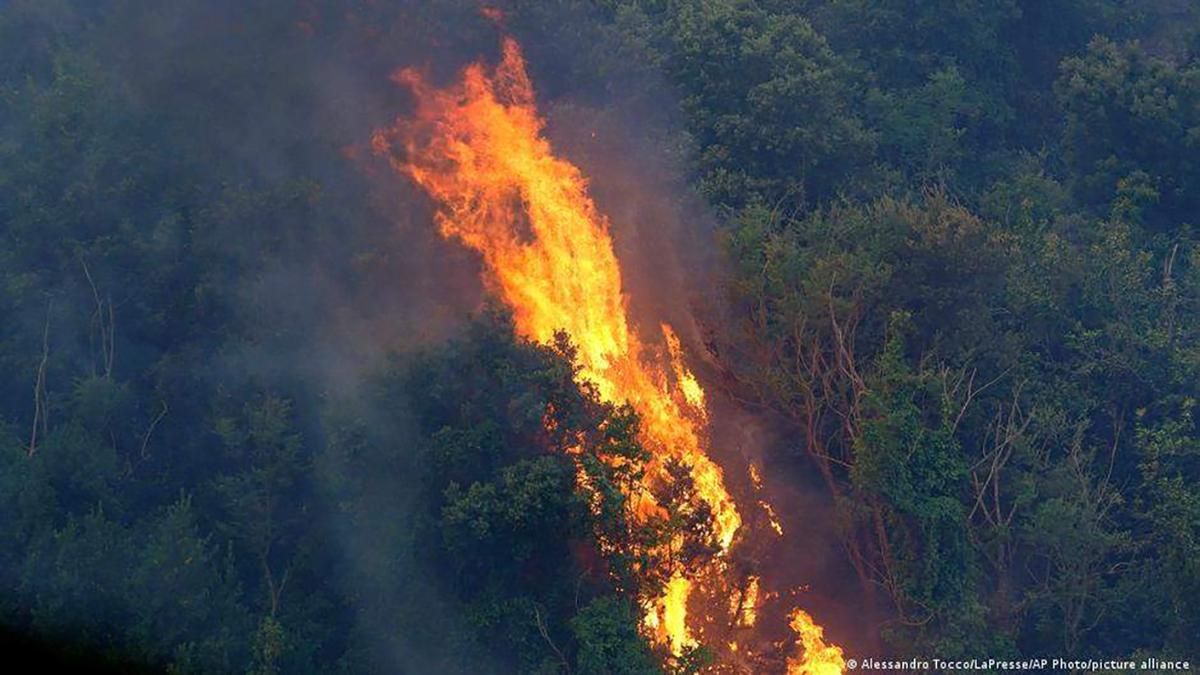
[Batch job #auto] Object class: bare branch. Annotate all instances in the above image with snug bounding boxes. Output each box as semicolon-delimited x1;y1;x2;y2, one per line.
79;255;116;378
533;604;571;674
28;305;52;458
140;401;169;460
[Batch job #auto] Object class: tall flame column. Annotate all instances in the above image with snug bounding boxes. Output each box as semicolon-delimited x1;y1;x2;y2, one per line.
373;37;844;673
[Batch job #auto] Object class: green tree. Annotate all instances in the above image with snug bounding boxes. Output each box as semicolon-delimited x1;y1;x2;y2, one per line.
1057;37;1200;225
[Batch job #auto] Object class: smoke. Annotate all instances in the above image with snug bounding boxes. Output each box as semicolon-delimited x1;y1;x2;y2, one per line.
0;2;501;670
513;14;874;658
74;0;715;419
523;30;871;662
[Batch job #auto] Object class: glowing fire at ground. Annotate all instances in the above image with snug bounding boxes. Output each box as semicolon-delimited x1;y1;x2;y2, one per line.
373;34;844;673
787;610;845;675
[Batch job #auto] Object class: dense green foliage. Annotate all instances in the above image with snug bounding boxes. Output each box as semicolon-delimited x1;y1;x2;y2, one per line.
1;0;1198;672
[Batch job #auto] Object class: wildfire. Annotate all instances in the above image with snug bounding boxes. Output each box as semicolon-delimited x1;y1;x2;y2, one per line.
373;33;843;673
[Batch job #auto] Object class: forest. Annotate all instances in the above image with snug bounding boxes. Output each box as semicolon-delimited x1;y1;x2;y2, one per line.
0;1;1197;673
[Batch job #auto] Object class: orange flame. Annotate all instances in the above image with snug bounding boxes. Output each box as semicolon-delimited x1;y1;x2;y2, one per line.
374;36;736;653
733;575;760;627
787;609;846;675
749;464;785;536
374;36;843;672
